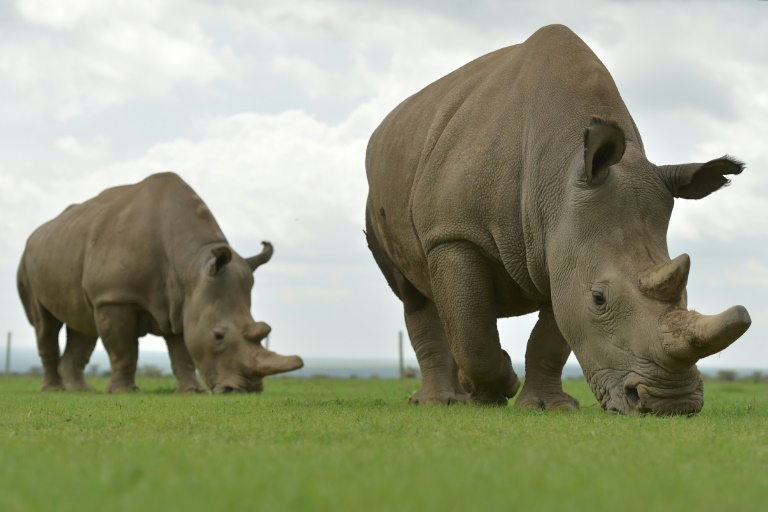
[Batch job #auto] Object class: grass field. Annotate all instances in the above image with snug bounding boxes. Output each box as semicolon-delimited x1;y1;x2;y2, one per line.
1;376;766;512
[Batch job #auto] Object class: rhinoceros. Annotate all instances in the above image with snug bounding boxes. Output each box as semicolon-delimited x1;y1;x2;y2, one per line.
17;172;303;393
365;24;751;414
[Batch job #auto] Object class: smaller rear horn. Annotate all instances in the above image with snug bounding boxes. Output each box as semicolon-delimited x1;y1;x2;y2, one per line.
639;254;690;302
243;321;271;343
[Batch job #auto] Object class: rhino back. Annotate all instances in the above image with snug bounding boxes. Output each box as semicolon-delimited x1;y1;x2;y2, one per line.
20;172;226;336
366;24;640;303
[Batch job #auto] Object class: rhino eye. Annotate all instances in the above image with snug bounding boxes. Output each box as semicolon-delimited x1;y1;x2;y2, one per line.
592;291;607;307
214;330;225;341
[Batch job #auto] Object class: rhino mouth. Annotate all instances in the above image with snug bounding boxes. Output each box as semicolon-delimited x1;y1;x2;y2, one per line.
210;377;265;394
595;372;703;415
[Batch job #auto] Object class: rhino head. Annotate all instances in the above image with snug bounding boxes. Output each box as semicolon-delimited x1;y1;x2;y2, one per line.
181;241;303;393
547;118;751;415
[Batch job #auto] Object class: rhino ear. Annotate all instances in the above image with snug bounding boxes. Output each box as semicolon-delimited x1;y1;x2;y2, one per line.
207;245;233;276
583;117;626;185
245;241;274;273
658;156;745;199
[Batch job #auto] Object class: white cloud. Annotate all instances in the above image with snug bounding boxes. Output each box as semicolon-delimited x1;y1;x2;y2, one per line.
54;136;109;160
0;170;45;266
119;108;371;245
711;260;768;288
17;0;160;30
665;70;768;241
272;55;375;100
2;0;236;119
3;105;377;260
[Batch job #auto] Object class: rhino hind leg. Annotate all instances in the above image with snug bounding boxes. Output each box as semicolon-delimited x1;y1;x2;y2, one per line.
94;305;140;393
33;306;65;391
428;242;520;405
59;327;97;391
514;308;579;411
164;335;209;394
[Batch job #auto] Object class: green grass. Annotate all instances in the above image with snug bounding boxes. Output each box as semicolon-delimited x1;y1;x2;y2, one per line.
1;377;766;512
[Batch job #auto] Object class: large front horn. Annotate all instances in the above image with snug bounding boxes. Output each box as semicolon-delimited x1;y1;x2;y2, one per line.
660;306;751;362
639;254;690;302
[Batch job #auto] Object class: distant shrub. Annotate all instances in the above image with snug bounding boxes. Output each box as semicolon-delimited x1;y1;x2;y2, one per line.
716;370;737;382
137;364;165;378
403;367;419;379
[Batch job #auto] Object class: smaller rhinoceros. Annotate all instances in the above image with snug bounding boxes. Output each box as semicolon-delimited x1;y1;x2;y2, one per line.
17;172;303;393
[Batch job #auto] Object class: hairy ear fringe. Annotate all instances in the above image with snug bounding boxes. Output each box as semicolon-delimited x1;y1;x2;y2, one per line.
719;154;746;175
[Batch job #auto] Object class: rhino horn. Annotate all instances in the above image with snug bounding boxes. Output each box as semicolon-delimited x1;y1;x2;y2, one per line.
639;254;690;302
252;351;304;376
243;321;271;343
245;241;274;272
660;306;751;362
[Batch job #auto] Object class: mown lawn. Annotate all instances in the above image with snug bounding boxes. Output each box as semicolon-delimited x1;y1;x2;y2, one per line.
0;376;766;512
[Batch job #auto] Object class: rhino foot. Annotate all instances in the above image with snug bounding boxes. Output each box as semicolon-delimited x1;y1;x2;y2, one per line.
61;371;96;392
459;367;520;406
408;389;470;405
41;382;65;392
469;391;509;406
514;389;579;411
105;382;140;393
176;382;211;394
65;382;96;392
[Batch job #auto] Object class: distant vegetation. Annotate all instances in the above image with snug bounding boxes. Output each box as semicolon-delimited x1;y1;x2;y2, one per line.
12;364;768;383
706;369;765;383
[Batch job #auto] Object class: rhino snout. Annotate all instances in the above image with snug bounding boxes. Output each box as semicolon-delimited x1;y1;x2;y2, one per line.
614;374;703;416
594;372;704;416
211;378;265;394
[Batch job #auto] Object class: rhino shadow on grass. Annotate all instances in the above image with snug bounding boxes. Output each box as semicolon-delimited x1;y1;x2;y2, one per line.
364;24;751;415
17;172;303;394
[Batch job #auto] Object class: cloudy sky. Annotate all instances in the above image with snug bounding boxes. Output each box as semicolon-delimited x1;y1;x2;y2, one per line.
1;0;766;372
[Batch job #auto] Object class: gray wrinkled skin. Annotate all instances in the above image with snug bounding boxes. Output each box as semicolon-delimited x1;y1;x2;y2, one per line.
18;172;303;394
365;24;750;415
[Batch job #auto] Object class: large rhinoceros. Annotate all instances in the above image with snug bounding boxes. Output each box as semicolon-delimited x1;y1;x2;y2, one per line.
18;172;303;393
365;25;751;414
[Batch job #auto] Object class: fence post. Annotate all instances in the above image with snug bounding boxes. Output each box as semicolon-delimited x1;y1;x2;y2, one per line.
398;330;404;379
4;331;10;375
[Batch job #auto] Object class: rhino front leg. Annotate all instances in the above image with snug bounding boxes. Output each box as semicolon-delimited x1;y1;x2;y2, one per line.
59;327;97;391
405;300;469;404
428;242;520;405
514;308;579;410
164;335;209;394
94;305;140;393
